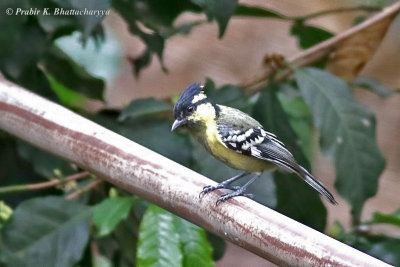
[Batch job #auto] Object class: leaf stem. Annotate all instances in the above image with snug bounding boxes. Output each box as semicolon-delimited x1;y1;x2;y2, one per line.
241;1;400;92
0;171;90;194
66;179;104;200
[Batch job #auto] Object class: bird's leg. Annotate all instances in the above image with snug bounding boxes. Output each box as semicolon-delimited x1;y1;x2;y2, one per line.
216;173;261;205
200;172;248;197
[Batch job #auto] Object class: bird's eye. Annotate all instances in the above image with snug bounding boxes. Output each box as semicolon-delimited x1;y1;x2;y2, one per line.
187;106;194;112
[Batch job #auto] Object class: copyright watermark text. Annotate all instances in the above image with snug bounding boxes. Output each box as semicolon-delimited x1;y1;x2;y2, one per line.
5;7;110;17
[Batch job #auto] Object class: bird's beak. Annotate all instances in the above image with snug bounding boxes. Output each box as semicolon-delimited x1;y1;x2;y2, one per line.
171;118;187;132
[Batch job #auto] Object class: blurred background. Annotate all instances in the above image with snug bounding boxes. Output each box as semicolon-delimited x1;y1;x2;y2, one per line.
1;0;399;266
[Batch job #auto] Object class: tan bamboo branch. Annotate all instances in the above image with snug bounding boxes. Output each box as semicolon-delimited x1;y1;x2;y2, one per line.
0;80;390;266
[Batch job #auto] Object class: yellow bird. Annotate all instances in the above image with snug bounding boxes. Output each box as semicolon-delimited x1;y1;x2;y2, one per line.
171;83;337;205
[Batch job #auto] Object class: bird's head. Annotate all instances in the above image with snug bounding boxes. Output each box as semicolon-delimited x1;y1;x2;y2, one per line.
171;83;217;132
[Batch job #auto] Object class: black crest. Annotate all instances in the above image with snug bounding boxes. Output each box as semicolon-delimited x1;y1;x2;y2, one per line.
173;82;204;118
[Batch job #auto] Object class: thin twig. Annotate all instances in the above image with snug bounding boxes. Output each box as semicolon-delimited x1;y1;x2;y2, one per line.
0;171;90;194
241;1;400;92
66;179;104;200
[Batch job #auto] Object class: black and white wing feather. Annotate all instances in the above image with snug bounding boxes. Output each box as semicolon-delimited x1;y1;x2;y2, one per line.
216;105;337;204
217;123;293;169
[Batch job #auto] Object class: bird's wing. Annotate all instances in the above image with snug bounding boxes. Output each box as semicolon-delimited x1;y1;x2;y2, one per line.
217;123;337;204
216;123;297;171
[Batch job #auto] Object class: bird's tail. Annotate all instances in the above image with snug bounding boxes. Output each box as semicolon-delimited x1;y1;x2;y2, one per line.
297;166;337;205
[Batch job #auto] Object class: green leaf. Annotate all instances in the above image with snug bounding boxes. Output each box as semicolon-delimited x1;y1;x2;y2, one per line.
55;30;122;84
67;0;110;40
1;196;91;267
291;22;333;49
0;201;13;229
277;84;313;160
118;98;171;122
206;232;226;261
295;68;386;219
16;141;75;178
92;197;135;237
109;205;144;266
137;205;182;267
174;218;214;267
191;0;238;37
332;222;400;266
122;118;192;166
252;85;327;231
234;4;285;19
41;46;105;101
127;0;200;30
93;253;113;267
353;77;394;98
112;0;167;75
45;74;86;108
360;236;400;266
129;33;166;76
369;209;400;226
203;79;251;112
34;0;109;39
0;21;46;80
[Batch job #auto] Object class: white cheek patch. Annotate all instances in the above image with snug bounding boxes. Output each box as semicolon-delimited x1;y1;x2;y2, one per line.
191;92;207;104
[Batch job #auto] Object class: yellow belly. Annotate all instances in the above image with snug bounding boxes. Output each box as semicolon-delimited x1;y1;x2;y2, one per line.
204;129;274;172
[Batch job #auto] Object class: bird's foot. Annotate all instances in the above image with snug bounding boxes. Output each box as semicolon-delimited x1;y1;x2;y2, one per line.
199;183;226;198
215;187;253;206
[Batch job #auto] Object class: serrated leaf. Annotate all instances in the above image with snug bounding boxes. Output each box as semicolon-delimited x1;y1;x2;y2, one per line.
353;77;394;98
191;0;238;37
174;218;214;267
326;16;395;81
92;197;134;237
137;205;182;267
252;85;327;231
295;67;385;219
291;22;333;49
234;4;285;19
118;98;171;122
1;196;91;267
